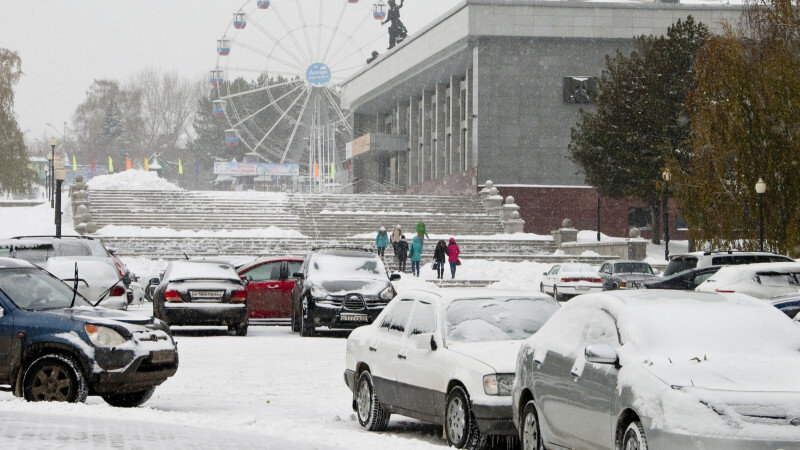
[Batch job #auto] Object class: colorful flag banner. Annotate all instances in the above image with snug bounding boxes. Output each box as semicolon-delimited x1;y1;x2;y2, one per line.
126;157;132;171
330;163;335;180
314;163;319;178
144;157;150;171
178;158;184;175
72;155;77;172
91;158;96;173
109;157;114;173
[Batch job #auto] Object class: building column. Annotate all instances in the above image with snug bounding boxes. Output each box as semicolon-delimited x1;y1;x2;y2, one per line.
448;75;461;176
421;89;432;182
407;96;419;186
469;52;479;172
434;83;447;179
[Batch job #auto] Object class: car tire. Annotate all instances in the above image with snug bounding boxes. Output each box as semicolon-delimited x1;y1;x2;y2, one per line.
291;301;300;333
622;421;648;450
355;371;391;431
520;401;542;450
612;283;619;290
102;386;156;407
234;321;249;336
300;305;315;337
445;386;487;450
23;354;88;403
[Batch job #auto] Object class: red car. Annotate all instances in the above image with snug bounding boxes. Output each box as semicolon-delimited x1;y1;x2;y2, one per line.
238;257;303;325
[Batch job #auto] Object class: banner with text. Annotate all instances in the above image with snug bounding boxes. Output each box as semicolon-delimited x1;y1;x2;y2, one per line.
213;162;300;177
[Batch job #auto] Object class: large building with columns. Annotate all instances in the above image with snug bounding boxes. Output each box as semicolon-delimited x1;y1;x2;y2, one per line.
340;0;743;234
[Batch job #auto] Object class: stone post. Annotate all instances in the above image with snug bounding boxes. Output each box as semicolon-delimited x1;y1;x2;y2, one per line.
552;218;578;247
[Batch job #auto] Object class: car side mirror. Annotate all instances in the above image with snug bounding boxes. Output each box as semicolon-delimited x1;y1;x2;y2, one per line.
389;273;401;281
543;272;548;276
293;272;304;280
149;278;160;286
430;334;438;351
585;344;618;365
108;248;117;256
240;276;249;285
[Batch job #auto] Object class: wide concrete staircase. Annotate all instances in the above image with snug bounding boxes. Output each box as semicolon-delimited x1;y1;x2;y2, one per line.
87;190;614;266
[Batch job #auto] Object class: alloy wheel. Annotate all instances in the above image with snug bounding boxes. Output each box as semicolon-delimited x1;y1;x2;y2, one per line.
356;378;372;423
522;410;539;450
30;364;73;402
447;396;466;443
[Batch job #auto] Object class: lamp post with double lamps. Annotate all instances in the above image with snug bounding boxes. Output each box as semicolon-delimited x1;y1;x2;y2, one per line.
54;158;66;238
662;169;671;261
755;178;767;252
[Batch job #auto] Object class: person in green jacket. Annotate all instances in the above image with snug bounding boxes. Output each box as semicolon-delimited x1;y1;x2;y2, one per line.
416;222;429;246
375;226;390;258
408;235;423;277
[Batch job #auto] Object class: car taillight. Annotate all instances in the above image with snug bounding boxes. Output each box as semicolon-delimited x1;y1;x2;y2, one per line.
231;289;247;303
115;261;126;278
164;290;183;302
561;278;571;283
592;278;601;283
110;286;126;297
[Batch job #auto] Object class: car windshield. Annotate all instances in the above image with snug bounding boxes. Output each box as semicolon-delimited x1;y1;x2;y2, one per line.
166;261;240;282
614;263;653;274
663;256;698;276
0;268;90;310
756;272;800;288
711;254;794;266
445;298;559;344
309;253;386;281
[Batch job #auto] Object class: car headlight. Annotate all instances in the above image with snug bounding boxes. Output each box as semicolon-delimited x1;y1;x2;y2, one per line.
310;285;328;298
483;373;515;396
379;286;396;300
85;324;128;347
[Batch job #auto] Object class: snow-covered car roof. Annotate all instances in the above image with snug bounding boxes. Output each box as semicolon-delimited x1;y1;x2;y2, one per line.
237;256;304;272
555;263;597;273
0;238;53;250
404;287;555;306
45;257;120;284
166;261;240;282
700;262;800;283
0;257;36;269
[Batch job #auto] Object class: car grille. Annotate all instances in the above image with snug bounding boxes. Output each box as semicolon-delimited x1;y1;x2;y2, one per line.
344;295;365;311
318;296;389;309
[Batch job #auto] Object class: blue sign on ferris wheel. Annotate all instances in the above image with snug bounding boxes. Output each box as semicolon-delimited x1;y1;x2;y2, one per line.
306;63;332;87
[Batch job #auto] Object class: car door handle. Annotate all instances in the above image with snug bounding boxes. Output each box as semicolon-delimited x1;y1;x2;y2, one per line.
397;354;406;360
368;346;377;352
570;371;581;378
267;286;280;289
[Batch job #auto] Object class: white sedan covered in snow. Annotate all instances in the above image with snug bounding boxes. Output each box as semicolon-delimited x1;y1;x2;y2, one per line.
512;290;800;450
345;288;559;449
540;263;603;301
696;261;800;299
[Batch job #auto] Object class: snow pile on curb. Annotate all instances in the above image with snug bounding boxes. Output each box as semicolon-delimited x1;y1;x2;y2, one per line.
87;170;182;191
97;225;308;239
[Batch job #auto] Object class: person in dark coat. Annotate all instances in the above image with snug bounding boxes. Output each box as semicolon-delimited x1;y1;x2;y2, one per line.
395;234;409;272
433;239;447;280
381;0;407;50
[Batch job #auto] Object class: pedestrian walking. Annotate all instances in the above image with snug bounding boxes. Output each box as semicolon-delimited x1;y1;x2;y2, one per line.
447;237;461;279
416;221;429;246
395;234;409;272
375;226;389;258
433;239;447;279
390;225;402;254
409;235;423;277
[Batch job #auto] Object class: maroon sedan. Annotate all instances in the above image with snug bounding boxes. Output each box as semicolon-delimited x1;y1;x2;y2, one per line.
238;257;303;325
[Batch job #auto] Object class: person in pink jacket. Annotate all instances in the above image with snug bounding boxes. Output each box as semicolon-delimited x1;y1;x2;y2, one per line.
447;237;460;279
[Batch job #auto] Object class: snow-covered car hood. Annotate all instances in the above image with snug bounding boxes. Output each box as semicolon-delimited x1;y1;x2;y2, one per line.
642;357;800;393
447;340;524;373
44;306;166;331
314;278;389;297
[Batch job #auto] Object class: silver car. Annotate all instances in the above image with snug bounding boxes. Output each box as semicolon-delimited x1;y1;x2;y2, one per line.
512;290;800;449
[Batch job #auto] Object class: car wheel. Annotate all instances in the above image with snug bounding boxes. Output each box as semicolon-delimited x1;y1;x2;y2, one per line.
102;386;156;407
23;354;88;403
622;421;648;450
612;283;619;290
235;321;248;337
300;303;315;337
521;401;542;450
445;386;486;450
355;371;391;431
291;300;300;333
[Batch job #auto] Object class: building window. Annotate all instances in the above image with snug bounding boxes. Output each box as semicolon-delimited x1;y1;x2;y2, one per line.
676;216;687;230
563;77;598;104
628;207;652;230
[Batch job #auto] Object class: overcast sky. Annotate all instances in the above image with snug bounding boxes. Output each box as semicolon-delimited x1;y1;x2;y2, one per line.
0;0;462;141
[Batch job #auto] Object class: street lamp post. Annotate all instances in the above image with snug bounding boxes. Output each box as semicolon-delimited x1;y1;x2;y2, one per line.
756;178;767;252
54;159;66;238
596;191;601;242
48;137;57;207
662;169;672;261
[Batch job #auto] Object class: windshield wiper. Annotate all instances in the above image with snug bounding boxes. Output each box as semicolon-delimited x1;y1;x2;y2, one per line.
70;263;79;308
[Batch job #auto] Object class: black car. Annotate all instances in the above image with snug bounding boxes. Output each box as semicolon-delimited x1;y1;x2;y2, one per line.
768;293;800;319
0;257;178;406
598;260;659;290
151;261;249;336
644;266;722;290
291;248;400;336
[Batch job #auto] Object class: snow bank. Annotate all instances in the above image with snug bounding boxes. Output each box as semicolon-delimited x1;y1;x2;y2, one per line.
0;199;75;239
97;225;308;239
87;170;182;191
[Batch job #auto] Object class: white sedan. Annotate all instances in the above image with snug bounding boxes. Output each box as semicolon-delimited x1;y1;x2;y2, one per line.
696;262;800;299
344;288;559;449
540;263;603;301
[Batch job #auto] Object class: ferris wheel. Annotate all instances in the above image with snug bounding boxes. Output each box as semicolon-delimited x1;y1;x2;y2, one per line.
212;0;389;179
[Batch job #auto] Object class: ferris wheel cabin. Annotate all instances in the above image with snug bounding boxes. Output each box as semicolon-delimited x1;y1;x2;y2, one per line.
217;39;231;56
225;129;240;147
373;2;387;20
257;0;271;9
212;100;227;118
210;69;224;87
233;12;247;29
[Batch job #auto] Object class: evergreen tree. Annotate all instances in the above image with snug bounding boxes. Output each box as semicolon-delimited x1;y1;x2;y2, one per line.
0;48;35;195
569;17;708;243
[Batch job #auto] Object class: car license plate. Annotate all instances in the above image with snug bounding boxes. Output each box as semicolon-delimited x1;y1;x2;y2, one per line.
150;350;175;364
576;286;590;291
190;290;223;302
339;314;368;322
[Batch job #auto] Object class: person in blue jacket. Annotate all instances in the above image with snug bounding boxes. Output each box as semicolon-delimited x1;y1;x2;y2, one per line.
408;235;423;277
375;226;390;258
